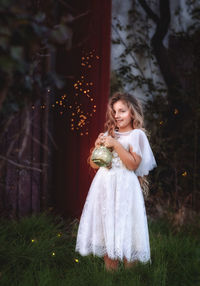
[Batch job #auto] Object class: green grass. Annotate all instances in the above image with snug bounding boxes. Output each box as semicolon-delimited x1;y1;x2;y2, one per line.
0;213;200;286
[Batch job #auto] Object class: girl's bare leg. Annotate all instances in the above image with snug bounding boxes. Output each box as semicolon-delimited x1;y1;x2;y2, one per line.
123;257;138;269
104;254;119;271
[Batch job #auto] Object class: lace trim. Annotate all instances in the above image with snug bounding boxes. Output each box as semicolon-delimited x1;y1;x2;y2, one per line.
75;244;151;263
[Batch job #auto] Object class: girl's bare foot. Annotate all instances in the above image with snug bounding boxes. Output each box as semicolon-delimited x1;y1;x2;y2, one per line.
123;257;138;269
104;254;119;271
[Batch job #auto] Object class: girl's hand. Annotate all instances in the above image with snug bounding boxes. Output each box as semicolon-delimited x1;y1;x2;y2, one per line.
102;135;117;148
95;133;105;147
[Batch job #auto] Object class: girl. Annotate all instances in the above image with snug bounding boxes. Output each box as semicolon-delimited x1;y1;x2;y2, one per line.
75;92;157;271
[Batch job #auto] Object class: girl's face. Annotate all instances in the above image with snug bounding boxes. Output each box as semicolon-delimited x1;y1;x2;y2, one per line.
113;100;133;132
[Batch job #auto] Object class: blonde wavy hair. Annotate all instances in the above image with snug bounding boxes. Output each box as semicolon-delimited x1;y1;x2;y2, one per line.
89;92;151;198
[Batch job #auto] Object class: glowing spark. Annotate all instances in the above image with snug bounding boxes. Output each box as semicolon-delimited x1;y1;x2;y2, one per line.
182;171;187;176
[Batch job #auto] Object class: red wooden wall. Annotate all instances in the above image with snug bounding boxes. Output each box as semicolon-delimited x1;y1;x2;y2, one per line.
52;0;112;218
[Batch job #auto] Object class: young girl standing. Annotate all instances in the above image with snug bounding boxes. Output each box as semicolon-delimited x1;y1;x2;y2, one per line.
75;92;157;271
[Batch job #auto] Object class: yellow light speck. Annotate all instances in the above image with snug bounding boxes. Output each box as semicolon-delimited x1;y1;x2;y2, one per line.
160;121;163;125
182;171;187;176
74;258;79;263
52;252;56;256
174;108;179;114
31;239;35;243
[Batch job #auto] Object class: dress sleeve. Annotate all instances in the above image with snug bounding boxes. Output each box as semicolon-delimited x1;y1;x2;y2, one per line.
129;129;157;176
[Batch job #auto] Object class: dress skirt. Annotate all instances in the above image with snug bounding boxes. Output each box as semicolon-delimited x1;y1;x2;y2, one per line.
75;166;151;263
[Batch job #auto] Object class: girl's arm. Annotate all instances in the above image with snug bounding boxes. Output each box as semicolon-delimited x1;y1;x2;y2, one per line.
102;136;141;171
114;141;141;171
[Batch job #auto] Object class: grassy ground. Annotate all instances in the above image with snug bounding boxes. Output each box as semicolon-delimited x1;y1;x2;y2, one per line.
0;213;200;286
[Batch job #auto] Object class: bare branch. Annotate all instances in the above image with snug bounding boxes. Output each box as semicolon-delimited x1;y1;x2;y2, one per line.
31;135;49;152
138;0;170;44
112;22;146;78
138;0;176;93
18;109;31;159
152;0;171;43
138;0;159;24
0;155;43;172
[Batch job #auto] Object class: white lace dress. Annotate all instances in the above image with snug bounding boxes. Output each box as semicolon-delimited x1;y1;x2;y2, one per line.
75;129;157;263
